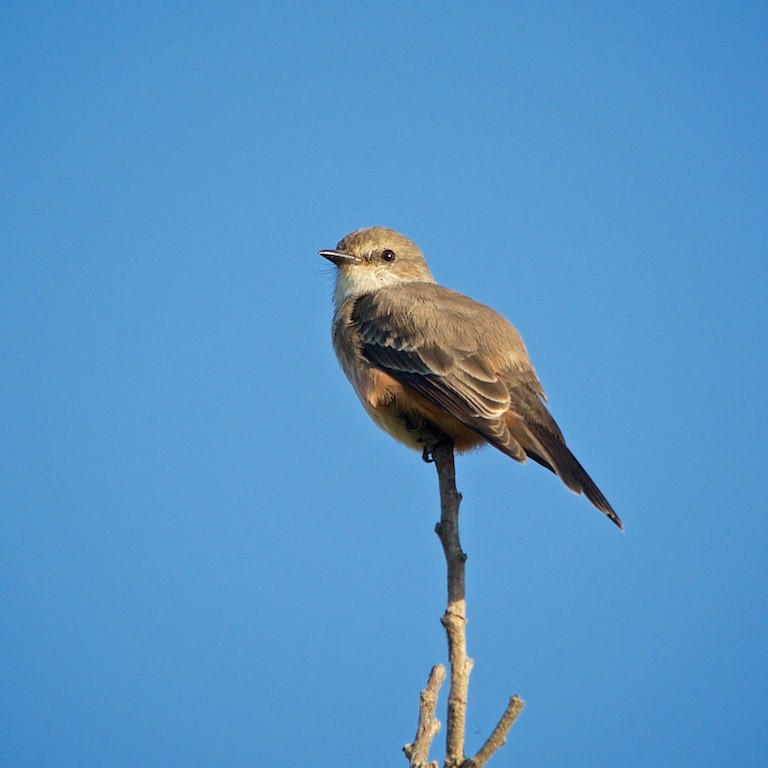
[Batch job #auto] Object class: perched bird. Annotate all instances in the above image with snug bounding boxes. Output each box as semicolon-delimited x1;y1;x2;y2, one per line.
320;227;622;529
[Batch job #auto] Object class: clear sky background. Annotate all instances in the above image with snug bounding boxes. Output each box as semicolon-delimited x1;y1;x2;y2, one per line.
2;3;766;766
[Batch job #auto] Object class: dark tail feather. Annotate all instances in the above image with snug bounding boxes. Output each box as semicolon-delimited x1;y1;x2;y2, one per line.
525;423;623;530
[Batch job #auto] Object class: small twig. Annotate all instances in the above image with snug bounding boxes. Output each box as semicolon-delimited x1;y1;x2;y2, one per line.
403;664;446;768
463;695;526;768
431;441;473;768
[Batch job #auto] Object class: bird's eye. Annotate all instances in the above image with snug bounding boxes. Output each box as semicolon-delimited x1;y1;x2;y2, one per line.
381;249;396;262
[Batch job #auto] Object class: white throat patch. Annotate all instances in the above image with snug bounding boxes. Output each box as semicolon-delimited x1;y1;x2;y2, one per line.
333;265;425;307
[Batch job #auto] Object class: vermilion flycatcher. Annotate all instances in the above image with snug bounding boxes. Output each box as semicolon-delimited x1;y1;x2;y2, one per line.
320;227;622;529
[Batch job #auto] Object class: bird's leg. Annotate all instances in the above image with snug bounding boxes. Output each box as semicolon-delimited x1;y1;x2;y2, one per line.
403;413;425;434
402;414;433;461
421;429;453;465
402;413;450;463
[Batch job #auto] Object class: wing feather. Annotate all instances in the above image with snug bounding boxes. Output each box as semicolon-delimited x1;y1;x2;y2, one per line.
352;284;536;458
350;282;622;528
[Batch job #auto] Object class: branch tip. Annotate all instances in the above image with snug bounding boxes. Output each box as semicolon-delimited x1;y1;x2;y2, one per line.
403;665;446;767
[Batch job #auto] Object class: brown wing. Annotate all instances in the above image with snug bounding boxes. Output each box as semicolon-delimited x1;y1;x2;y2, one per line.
351;282;623;528
351;283;536;462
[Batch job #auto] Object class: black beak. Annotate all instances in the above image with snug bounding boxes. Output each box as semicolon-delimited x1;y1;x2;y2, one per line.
319;249;359;266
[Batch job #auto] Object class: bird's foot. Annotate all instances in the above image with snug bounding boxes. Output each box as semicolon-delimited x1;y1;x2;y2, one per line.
421;431;453;464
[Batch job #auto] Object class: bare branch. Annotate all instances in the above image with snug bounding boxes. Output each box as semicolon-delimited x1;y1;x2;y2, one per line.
403;664;446;768
432;441;465;606
431;442;473;768
405;438;523;766
463;695;525;767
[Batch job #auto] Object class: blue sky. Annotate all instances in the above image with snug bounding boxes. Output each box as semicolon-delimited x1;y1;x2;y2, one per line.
2;3;766;766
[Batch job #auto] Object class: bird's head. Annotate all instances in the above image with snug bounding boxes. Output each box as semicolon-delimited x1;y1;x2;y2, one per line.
320;227;435;306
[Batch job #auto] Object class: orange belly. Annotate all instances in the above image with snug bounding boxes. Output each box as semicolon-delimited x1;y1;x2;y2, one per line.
354;366;486;453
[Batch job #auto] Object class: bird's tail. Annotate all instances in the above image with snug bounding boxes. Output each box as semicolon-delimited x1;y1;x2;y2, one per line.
519;420;623;530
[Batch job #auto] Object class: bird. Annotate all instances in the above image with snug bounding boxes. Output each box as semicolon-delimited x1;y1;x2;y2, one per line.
320;226;622;529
